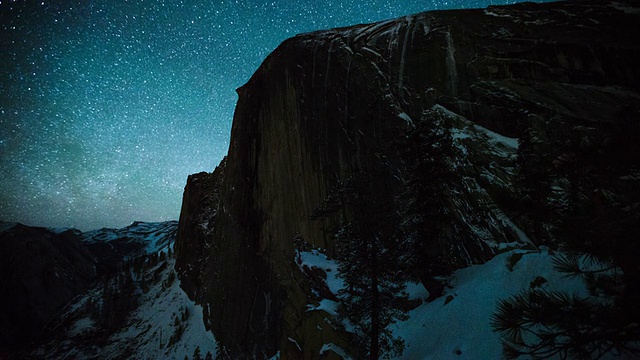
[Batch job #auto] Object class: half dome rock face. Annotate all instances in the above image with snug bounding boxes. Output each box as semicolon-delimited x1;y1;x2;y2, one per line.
175;0;640;358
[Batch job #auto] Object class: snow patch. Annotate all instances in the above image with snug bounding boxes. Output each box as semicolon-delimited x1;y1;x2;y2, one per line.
298;249;345;294
306;299;339;316
495;210;535;247
484;9;514;18
319;343;353;360
44;257;216;360
48;227;78;234
450;128;471;140
473;124;519;149
82;221;177;256
398;112;414;126
295;245;606;358
288;337;302;351
69;317;95;337
361;46;382;58
405;281;428;301
445;29;459;96
108;259;216;360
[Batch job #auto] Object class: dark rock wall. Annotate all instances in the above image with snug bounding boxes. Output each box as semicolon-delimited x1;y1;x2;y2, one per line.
176;1;640;358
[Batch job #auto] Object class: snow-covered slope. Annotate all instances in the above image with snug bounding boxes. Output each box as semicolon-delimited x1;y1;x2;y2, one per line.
2;221;218;360
295;246;613;359
106;257;216;360
37;254;216;360
394;249;584;359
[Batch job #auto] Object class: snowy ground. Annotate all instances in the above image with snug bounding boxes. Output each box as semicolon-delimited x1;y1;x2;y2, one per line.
297;247;595;359
105;258;217;360
393;249;587;360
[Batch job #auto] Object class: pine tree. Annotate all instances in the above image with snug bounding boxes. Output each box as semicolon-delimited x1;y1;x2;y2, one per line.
182;306;189;322
97;266;140;330
492;115;640;359
513;114;556;243
315;173;408;359
164;270;176;289
202;303;211;331
336;223;407;360
398;107;457;299
193;346;202;360
492;254;640;359
140;273;150;294
204;351;214;360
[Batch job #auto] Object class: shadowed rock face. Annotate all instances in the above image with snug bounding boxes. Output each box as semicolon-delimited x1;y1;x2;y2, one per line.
176;1;640;357
0;225;96;350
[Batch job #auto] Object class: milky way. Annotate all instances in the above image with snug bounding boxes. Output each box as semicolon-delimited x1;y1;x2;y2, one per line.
0;0;547;231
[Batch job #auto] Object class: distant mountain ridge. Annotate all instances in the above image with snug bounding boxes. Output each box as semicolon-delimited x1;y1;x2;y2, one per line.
0;220;177;354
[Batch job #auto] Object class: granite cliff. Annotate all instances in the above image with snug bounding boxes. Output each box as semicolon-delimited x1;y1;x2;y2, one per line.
176;0;640;358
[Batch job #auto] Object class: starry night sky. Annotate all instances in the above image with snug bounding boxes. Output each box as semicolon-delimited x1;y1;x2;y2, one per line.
1;0;544;231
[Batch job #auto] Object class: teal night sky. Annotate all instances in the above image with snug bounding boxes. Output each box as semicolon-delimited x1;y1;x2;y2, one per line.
1;0;544;230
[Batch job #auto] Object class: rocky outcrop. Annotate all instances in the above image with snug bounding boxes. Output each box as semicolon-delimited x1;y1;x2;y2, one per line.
176;1;640;358
175;161;225;302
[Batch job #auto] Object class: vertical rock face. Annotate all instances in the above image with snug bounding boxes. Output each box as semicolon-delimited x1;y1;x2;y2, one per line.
176;1;640;358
